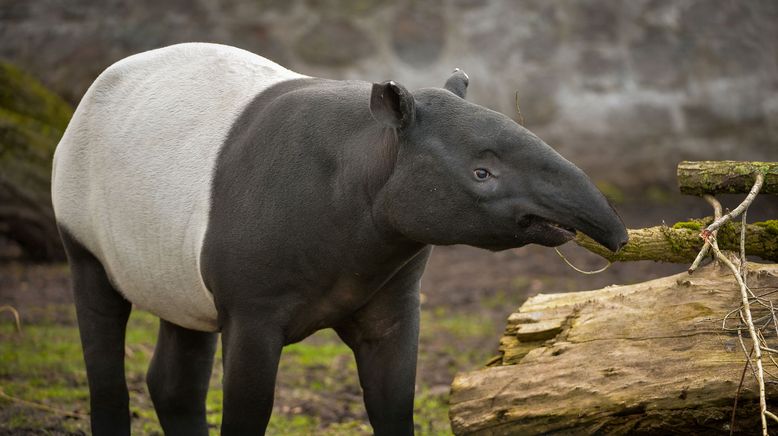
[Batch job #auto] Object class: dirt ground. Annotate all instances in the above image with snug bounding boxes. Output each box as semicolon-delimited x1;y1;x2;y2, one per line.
1;194;776;434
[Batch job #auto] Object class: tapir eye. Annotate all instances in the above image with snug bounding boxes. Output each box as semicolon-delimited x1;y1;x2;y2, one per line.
473;168;492;181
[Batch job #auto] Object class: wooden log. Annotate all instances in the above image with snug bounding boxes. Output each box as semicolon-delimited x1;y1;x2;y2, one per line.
677;161;778;196
449;263;778;435
574;219;778;263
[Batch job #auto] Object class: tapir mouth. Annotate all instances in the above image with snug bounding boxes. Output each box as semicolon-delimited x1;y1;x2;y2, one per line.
518;215;577;247
544;220;577;239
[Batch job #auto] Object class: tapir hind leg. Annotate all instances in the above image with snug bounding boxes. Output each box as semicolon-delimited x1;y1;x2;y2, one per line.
147;319;217;436
60;229;132;435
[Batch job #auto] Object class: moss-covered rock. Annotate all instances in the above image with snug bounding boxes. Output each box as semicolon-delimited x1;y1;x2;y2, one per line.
0;62;72;260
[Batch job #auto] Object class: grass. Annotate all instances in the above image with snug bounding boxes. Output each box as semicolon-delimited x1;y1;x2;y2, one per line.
0;302;501;435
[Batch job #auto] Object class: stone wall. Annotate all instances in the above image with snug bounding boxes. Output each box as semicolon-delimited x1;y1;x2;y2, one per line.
2;0;776;191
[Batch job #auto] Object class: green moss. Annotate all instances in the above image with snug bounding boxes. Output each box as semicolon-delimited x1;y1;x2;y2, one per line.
0;62;72;163
0;62;71;129
0;62;74;220
672;221;704;231
755;220;778;236
714;220;739;244
671;217;714;232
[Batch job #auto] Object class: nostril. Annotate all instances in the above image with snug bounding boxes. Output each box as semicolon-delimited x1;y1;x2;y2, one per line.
617;237;629;251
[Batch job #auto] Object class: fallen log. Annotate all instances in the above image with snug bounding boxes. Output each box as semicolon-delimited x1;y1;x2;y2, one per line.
449;263;778;435
677;161;778;196
573;219;778;263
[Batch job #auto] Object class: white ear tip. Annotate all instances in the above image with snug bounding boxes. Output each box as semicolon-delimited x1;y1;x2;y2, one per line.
453;68;469;81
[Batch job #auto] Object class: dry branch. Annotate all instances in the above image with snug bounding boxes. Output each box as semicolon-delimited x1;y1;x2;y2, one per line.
574;220;778;263
678;161;778;196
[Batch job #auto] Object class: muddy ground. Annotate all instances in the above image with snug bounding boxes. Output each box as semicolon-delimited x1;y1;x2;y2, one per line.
1;195;776;434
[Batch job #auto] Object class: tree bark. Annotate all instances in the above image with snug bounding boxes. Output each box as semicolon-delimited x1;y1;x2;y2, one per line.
449;263;778;435
0;62;72;260
677;161;778;196
574;219;778;263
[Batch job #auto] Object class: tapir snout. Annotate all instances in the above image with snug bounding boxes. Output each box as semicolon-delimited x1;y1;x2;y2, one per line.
519;136;629;253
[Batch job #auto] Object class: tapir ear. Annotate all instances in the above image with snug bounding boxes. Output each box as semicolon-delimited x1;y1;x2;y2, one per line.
443;68;469;99
370;80;415;129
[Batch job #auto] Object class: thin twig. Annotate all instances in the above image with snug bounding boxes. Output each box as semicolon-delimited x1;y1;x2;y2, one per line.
554;247;611;274
689;195;722;273
0;305;22;333
737;319;759;382
731;346;754;436
514;91;525;126
689;244;711;273
771;300;778;340
712;237;767;435
741;210;748;285
712;255;767;436
701;173;764;239
764;366;778;382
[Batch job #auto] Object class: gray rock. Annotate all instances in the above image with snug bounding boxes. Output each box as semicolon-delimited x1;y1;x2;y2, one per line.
629;25;686;89
392;1;446;66
295;19;374;66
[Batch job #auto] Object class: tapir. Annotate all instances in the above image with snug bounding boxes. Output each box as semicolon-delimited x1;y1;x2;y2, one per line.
51;43;627;435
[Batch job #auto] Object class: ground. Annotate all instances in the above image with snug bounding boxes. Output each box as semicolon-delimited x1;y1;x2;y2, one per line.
1;197;776;434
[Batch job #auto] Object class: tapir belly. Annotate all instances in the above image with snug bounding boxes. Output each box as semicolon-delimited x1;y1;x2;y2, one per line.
51;43;305;331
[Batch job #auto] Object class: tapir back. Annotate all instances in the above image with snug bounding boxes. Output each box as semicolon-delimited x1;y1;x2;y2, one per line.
52;43;304;331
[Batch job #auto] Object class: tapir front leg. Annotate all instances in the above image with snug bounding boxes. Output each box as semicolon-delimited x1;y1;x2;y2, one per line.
337;300;419;435
220;316;284;435
336;248;431;436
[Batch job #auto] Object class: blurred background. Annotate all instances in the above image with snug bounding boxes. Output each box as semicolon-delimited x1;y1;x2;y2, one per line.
1;0;776;434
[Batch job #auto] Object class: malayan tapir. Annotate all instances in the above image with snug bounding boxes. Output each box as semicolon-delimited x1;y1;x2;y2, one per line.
51;43;627;435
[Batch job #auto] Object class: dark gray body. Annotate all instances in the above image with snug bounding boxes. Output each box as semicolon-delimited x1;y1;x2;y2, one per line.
60;71;627;435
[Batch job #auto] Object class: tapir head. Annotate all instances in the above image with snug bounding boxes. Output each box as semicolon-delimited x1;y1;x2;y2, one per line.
370;71;628;253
